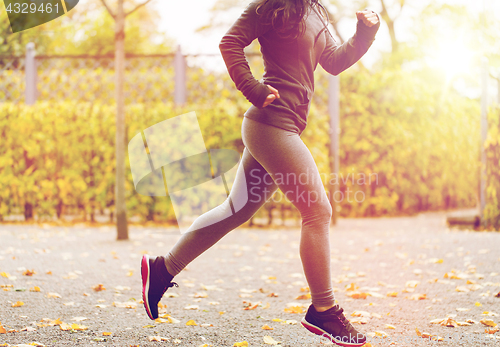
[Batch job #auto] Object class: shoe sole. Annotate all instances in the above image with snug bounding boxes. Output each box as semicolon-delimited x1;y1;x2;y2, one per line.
301;318;367;347
141;255;154;320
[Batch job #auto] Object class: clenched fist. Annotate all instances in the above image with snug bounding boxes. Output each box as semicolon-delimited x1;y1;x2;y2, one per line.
356;10;379;27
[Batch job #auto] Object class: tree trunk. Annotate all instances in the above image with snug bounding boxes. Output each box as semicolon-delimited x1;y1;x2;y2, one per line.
380;0;399;53
115;0;128;240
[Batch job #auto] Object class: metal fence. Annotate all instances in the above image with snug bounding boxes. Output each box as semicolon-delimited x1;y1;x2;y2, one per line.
0;43;256;105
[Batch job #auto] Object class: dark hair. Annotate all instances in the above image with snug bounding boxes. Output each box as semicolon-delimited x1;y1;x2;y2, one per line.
255;0;329;40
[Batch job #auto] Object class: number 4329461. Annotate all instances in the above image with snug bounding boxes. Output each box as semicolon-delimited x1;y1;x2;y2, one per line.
5;2;61;14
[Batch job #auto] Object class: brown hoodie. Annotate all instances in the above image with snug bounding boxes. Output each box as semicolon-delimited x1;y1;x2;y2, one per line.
219;0;380;134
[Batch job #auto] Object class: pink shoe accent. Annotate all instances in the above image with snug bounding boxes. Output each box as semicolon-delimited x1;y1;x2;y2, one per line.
141;255;153;320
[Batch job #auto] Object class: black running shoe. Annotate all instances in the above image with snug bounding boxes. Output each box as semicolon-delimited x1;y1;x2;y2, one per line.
301;304;367;347
141;254;178;320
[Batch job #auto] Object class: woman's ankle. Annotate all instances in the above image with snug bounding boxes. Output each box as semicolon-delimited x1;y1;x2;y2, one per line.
314;304;335;312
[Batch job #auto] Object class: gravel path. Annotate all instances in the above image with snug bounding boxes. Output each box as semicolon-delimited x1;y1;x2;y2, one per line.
1;212;499;347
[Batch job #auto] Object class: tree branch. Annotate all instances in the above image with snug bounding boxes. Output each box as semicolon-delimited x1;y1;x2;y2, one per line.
125;0;154;17
99;0;116;19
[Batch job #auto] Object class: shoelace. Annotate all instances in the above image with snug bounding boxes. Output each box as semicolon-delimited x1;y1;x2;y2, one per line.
162;281;179;294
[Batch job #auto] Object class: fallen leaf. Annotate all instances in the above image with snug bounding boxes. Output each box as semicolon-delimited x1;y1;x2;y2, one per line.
485;327;499;334
233;342;248;347
71;317;87;322
23;269;35;276
149;336;169;342
345;283;358;291
263;336;281;345
440;318;458;327
480;319;497;327
60;323;88;331
186;320;197;326
193;292;208;298
262;324;274;330
350;317;369;324
408;293;427;300
112;301;138;309
165;316;180;324
406;280;419;288
20;326;36;332
200;323;213;327
92;284;106;292
12;301;24;307
351;311;371;318
29;286;41;292
284;306;304;314
47;292;61;298
385;324;396;329
455;286;469;292
0;322;6;334
475;302;482;306
102;332;112;336
267;292;279;297
184;305;199;310
294;294;311;300
347;292;368;299
386;292;398;297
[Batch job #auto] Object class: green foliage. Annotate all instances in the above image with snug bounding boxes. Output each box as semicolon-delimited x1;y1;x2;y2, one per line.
0;63;484;222
484;106;500;229
0;99;247;222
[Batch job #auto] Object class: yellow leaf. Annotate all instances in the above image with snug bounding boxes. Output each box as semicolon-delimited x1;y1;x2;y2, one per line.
12;301;24;307
294;294;311;300
0;322;6;334
1;272;10;278
262;324;274;330
233;342;248;347
186;319;197;326
284;306;304;314
475;302;482;306
102;332;112;336
386;292;398;297
480;319;497;327
385;324;396;329
348;292;368;299
30;286;41;292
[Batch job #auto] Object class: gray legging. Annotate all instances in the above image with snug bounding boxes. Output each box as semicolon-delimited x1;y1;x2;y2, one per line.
164;117;334;307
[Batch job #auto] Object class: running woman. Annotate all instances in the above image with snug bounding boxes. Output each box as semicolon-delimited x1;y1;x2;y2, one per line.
142;1;380;346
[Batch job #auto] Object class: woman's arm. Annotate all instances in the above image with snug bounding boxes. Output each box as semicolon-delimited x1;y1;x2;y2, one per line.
319;11;381;76
219;1;273;109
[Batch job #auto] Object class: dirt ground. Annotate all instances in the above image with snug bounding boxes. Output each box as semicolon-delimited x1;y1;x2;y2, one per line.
1;212;499;346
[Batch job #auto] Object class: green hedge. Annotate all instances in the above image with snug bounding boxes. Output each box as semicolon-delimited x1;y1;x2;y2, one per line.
484;106;500;229
0;68;490;224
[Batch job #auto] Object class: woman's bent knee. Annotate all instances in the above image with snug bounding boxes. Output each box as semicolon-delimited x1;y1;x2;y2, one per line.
301;199;332;226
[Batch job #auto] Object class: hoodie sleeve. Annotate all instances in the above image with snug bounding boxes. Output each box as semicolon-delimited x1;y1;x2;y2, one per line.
219;1;273;109
319;11;381;76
